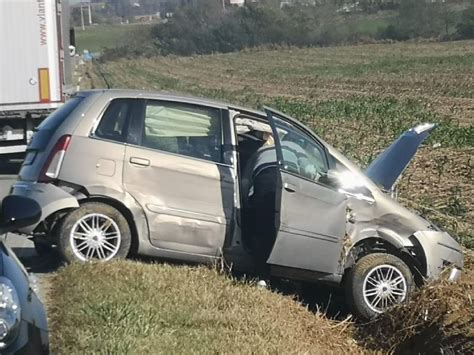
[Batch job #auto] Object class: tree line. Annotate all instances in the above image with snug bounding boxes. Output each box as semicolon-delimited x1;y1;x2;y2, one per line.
101;0;474;59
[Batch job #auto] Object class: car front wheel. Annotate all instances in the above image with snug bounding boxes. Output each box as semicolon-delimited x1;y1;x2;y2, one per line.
57;202;131;263
345;253;415;320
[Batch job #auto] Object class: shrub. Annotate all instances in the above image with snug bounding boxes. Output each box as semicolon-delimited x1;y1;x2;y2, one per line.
376;24;409;41
457;5;474;39
150;2;358;56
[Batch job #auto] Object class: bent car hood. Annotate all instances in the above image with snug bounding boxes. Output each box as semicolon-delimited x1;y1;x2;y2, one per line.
366;123;436;190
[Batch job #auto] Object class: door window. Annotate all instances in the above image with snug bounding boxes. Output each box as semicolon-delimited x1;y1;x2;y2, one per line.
142;101;223;163
272;116;328;181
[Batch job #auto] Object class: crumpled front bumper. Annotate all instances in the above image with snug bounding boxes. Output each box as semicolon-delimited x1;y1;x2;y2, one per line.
9;182;79;234
412;230;464;280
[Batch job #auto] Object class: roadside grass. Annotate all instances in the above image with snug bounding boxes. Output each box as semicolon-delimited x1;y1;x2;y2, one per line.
49;261;363;354
49;255;473;354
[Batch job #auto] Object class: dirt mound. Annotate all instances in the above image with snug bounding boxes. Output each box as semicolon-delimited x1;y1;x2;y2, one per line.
361;264;473;354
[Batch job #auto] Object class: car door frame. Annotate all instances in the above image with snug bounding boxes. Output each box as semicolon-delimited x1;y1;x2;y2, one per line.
264;106;348;275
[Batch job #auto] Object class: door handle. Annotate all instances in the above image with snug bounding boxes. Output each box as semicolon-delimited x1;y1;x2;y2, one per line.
284;182;296;193
129;157;150;167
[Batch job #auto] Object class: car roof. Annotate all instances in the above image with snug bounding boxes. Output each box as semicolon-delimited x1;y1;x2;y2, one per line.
78;89;266;117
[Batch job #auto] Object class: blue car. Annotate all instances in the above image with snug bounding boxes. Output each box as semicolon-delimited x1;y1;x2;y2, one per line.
0;195;48;354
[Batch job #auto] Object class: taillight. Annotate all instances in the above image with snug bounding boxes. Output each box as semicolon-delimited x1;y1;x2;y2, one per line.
38;135;71;183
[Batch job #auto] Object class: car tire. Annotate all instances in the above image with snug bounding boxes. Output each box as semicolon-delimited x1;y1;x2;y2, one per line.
57;202;131;263
345;253;415;320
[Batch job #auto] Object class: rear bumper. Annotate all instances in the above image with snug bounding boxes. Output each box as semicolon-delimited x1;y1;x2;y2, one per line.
9;182;79;234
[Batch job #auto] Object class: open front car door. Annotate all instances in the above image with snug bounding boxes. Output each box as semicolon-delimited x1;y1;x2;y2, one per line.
264;108;347;275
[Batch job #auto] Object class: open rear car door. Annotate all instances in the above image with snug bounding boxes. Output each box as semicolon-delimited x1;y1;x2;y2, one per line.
264;108;347;275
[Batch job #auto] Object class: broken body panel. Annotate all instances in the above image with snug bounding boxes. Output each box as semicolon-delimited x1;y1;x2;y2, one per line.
326;142;464;279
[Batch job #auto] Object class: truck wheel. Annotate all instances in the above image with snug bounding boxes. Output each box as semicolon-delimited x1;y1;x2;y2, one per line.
33;240;54;257
57;202;131;263
345;253;415;320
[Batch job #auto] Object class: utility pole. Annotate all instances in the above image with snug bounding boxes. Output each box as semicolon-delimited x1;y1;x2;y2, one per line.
80;5;85;30
88;2;92;25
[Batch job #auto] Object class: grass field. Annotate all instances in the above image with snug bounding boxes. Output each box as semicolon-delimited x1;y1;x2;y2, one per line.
75;23;153;53
58;40;474;353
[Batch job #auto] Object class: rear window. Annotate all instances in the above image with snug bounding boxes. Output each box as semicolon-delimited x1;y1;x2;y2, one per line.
94;99;133;142
37;96;84;131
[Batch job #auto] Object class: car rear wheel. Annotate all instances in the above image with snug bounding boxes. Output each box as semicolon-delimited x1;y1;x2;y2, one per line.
57;202;131;263
345;253;415;320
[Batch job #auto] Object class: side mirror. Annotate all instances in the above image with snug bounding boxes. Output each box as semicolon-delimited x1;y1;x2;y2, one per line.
0;196;41;234
319;169;341;188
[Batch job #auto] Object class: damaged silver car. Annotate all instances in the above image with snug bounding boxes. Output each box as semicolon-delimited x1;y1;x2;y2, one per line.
10;90;463;319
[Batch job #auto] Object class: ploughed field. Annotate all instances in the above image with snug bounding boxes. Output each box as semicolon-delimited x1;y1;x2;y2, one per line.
89;40;474;249
52;40;473;353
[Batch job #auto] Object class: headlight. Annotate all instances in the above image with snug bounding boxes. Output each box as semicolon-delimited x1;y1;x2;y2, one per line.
0;277;21;349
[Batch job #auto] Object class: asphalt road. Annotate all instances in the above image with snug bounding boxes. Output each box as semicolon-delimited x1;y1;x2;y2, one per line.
0;160;33;258
0;174;15;200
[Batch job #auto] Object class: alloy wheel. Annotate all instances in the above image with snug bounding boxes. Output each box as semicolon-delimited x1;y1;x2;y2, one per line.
362;264;407;313
70;213;121;261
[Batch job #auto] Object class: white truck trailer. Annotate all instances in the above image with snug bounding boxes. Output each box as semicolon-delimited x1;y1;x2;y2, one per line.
0;0;74;158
